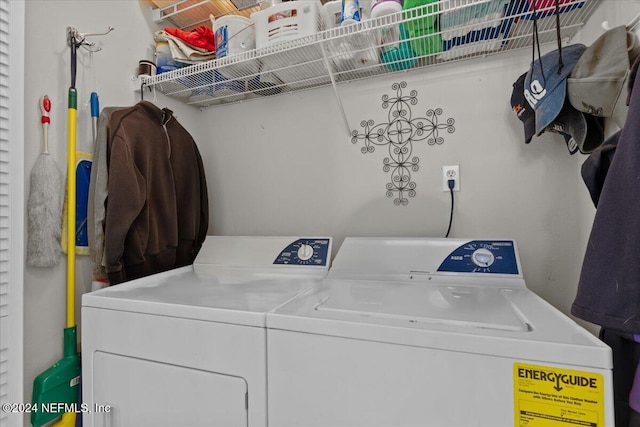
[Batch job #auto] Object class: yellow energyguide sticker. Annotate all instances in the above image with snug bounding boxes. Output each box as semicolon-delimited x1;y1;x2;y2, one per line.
514;362;604;426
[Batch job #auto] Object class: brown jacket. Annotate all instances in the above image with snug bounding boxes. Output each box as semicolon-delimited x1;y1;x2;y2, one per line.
104;101;208;284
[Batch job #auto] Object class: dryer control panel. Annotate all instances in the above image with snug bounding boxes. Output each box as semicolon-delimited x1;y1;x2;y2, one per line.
274;239;331;266
437;240;519;274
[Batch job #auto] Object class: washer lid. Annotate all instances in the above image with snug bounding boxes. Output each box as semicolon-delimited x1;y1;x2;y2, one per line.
267;279;612;369
82;267;326;327
316;280;528;331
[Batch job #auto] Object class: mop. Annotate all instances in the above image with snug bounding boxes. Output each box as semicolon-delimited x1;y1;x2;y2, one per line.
61;51;96;257
26;96;63;268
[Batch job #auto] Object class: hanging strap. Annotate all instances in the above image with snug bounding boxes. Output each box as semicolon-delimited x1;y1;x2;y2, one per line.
70;41;77;89
555;0;563;73
531;1;545;86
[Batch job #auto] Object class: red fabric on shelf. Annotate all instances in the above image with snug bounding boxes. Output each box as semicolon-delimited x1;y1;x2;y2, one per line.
164;26;216;52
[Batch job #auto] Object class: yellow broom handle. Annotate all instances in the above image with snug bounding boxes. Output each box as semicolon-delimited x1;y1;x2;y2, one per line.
66;88;77;328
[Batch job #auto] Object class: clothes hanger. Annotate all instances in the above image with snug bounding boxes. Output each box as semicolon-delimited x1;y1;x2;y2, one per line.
139;81;156;103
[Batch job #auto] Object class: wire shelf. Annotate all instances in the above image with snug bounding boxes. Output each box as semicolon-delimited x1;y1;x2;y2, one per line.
142;0;601;108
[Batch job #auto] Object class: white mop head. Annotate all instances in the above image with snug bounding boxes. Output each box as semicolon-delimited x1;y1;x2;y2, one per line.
27;154;63;267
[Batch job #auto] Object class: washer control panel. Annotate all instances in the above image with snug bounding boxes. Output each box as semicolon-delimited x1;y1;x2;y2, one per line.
437;240;519;274
274;239;331;266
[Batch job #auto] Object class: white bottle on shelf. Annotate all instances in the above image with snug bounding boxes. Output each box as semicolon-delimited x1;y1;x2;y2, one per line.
370;0;402;18
341;0;361;24
370;0;402;55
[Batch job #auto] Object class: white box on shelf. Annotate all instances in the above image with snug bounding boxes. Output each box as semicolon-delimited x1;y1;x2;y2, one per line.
251;1;330;89
213;15;260;80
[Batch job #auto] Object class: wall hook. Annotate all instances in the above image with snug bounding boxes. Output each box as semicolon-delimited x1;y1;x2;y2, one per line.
67;26;115;52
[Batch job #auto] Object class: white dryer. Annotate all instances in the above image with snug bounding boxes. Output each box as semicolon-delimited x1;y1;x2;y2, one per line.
267;238;614;427
81;236;331;427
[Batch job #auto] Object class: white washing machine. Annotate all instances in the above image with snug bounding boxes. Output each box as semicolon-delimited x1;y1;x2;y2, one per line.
267;237;614;427
81;236;331;427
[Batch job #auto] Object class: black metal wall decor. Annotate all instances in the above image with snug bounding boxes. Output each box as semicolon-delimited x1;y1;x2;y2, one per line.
351;82;456;206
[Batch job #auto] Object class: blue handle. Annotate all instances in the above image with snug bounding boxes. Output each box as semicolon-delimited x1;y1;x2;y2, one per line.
90;92;99;118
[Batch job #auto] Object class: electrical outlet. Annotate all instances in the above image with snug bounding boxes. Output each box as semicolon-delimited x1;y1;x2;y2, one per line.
442;165;460;192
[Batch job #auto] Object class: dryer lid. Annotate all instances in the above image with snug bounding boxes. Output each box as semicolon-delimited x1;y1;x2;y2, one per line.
82;236;333;326
82;268;326;326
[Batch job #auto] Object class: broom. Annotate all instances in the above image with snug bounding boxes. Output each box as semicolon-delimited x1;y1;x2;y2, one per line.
26;95;63;268
31;39;81;426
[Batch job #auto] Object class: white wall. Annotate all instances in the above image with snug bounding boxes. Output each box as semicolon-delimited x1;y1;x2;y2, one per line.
198;0;635;327
21;0;639;410
197;55;584;313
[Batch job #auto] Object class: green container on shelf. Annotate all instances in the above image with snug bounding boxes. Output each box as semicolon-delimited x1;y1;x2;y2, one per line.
402;0;442;56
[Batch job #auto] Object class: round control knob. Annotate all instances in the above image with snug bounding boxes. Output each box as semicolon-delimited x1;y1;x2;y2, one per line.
297;244;314;261
472;248;494;268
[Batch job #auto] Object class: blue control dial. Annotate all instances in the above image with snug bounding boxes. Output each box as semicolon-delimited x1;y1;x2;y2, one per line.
273;239;330;266
437;240;519;274
471;248;495;268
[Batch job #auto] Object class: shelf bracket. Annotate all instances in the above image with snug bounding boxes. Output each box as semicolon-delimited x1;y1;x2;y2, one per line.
321;42;352;137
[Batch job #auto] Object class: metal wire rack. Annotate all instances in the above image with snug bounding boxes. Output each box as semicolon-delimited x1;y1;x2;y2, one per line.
142;0;601;109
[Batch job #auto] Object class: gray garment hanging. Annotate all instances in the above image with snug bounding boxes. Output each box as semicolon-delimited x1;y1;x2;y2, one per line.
572;55;640;333
87;107;126;281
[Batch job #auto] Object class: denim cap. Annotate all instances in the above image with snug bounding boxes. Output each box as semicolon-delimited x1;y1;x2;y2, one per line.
524;44;587;136
567;26;640;128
